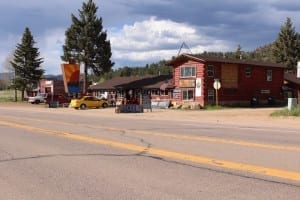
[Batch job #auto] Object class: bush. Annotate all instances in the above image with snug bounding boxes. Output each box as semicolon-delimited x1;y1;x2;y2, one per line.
271;105;300;117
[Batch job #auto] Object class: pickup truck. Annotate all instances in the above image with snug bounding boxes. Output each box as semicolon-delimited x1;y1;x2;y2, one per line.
28;93;48;104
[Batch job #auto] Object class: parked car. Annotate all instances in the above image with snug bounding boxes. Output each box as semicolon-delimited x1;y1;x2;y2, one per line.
46;94;71;107
97;93;108;100
70;96;108;109
28;93;48;104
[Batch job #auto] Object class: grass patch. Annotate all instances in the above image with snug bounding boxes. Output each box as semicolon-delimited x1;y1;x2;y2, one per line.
203;105;225;110
271;105;300;117
0;89;22;102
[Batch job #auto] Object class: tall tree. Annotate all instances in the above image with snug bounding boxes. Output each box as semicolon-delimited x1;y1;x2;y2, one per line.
10;27;44;101
235;44;243;59
272;17;300;73
61;0;114;94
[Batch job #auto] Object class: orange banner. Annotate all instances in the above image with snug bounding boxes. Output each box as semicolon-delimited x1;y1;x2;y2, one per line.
61;63;80;93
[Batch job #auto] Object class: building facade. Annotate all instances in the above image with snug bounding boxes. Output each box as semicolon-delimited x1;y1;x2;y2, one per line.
89;75;173;107
168;54;286;107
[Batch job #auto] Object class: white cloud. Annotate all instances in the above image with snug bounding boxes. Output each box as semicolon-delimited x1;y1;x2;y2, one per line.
37;29;66;75
110;17;232;67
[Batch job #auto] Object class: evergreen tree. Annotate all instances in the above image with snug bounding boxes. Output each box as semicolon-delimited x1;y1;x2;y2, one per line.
10;27;44;101
272;17;300;73
235;44;243;59
61;0;114;93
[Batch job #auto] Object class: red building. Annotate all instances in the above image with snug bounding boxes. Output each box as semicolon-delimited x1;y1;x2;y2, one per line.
168;54;286;107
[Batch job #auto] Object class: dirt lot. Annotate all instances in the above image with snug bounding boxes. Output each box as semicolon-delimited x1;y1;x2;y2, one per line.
1;102;299;129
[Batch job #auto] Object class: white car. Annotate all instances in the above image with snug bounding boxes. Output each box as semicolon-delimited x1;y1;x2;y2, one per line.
97;93;107;100
28;93;48;104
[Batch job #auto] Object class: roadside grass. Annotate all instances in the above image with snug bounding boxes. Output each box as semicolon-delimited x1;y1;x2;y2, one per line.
203;105;225;110
271;105;300;117
0;89;22;102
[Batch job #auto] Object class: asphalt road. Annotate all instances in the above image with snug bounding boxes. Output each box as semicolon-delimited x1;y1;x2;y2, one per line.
0;103;299;200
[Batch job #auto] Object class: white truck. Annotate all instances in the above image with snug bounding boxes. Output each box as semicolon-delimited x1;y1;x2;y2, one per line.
28;93;48;104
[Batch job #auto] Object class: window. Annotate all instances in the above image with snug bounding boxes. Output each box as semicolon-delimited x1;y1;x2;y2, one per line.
266;69;272;81
245;67;251;78
151;89;159;96
181;66;196;77
208;89;214;103
182;89;194;101
207;65;214;77
160;90;169;96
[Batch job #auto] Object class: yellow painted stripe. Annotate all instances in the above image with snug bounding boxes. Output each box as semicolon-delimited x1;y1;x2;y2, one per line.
2;115;300;152
1;120;300;181
131;130;300;152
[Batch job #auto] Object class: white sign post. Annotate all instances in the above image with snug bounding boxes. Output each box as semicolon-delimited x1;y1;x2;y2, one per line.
213;79;221;106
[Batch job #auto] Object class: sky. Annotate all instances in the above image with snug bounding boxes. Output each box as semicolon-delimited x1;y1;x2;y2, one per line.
1;0;300;75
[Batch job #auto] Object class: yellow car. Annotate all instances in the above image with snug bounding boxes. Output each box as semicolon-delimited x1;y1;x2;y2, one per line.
70;96;108;109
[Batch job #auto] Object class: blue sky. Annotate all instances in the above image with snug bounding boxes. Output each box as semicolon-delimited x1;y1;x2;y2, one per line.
1;0;300;75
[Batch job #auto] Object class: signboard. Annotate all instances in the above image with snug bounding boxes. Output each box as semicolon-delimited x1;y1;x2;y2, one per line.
61;63;80;93
173;89;181;99
116;104;143;113
179;79;195;87
195;78;202;97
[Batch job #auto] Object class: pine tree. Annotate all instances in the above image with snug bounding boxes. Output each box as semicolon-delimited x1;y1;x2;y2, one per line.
272;17;300;73
235;44;243;59
10;27;44;101
61;0;114;94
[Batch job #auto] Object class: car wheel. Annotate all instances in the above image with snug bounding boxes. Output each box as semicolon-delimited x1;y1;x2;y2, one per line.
80;104;87;110
35;100;40;104
102;103;108;108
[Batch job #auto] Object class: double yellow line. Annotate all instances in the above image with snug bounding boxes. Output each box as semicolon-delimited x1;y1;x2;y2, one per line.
1;119;300;182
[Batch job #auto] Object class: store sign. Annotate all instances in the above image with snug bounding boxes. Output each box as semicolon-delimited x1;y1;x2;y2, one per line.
179;79;195;87
195;78;202;97
173;88;181;99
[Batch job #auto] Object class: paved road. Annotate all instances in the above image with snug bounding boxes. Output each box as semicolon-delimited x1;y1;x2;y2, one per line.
0;104;299;199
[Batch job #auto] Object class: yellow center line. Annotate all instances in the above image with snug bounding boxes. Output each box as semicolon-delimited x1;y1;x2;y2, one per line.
2;115;300;152
1;120;300;182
